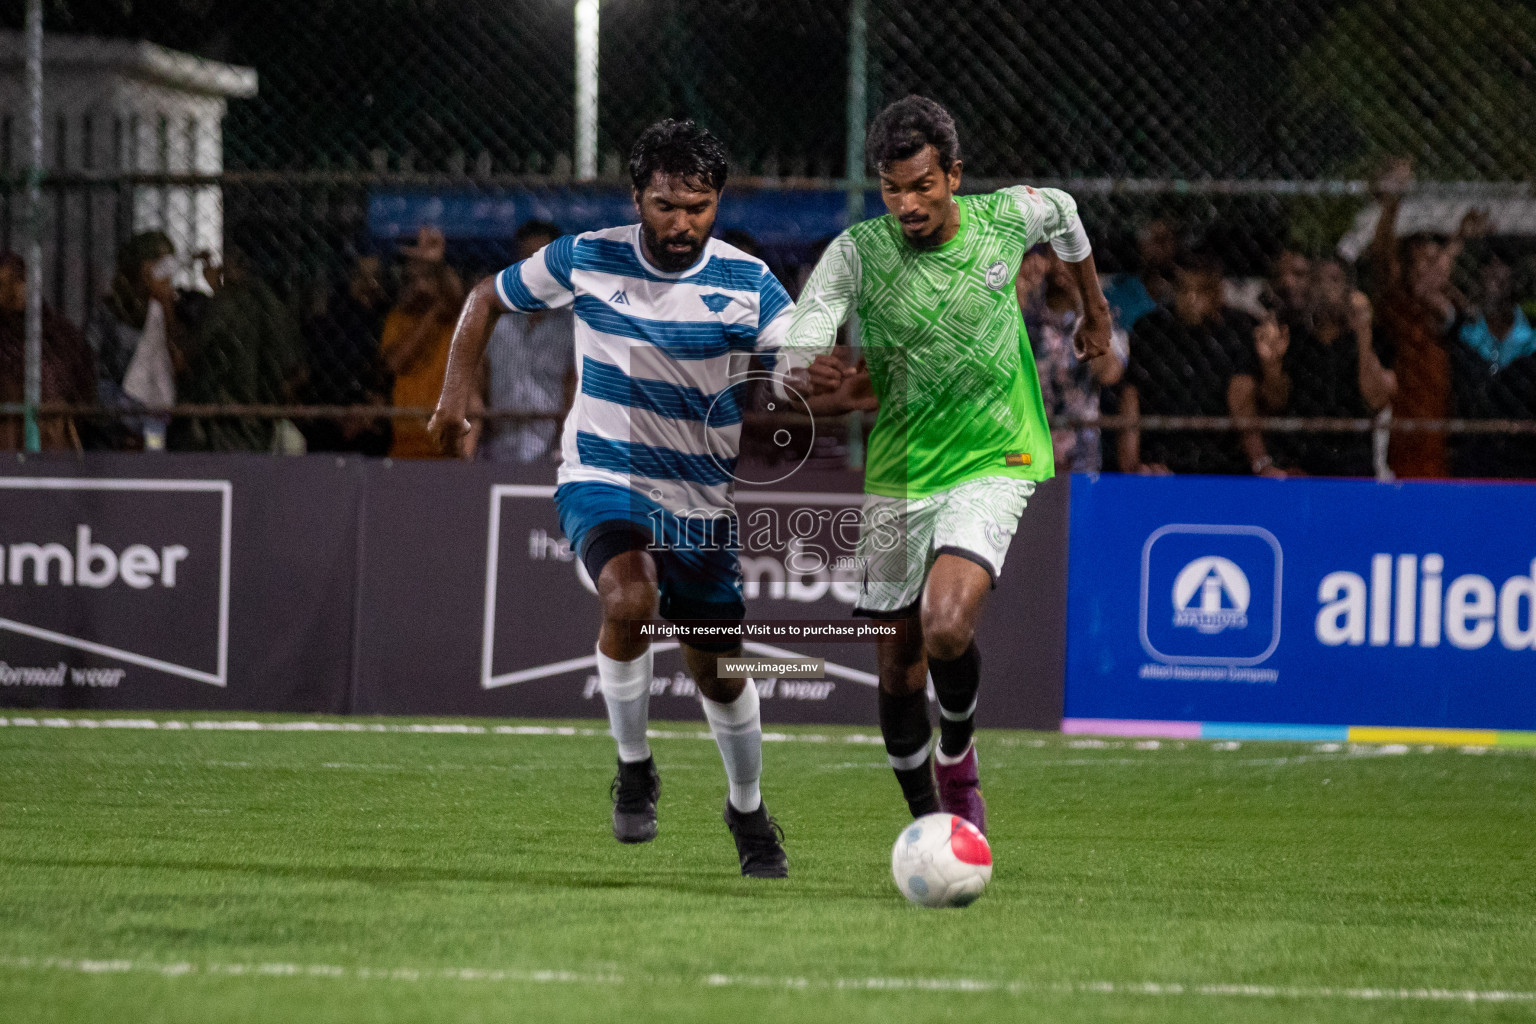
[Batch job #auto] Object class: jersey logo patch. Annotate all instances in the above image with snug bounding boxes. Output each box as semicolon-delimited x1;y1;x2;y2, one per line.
699;292;733;313
609;289;630;305
1004;452;1032;467
984;260;1011;291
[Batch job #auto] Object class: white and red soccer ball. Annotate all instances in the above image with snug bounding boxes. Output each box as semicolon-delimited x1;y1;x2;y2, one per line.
891;813;993;908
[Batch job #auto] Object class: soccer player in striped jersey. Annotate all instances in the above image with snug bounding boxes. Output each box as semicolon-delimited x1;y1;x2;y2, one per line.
430;120;791;877
778;96;1113;834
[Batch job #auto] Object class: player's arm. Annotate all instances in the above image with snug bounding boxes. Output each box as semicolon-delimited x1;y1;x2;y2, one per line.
1011;186;1112;361
430;238;576;456
775;233;862;405
429;277;505;456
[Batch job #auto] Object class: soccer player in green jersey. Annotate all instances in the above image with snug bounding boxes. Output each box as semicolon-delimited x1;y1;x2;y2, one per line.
779;96;1112;833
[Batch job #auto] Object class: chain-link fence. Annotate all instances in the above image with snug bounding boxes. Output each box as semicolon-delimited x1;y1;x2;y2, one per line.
1;0;1533;477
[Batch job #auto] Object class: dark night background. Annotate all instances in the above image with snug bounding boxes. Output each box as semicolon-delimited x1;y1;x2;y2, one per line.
4;0;1534;180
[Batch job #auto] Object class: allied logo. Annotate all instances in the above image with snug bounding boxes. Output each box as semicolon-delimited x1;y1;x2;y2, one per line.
699;292;733;313
983;260;1010;290
1171;556;1249;634
1140;524;1282;666
609;289;629;305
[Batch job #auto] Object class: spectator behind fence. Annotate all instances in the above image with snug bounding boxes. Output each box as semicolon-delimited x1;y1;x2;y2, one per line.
479;220;575;463
1368;158;1484;478
300;253;393;456
1450;246;1536;478
173;246;305;453
1269;248;1312;322
1103;217;1179;333
382;225;464;459
1118;253;1251;475
0;252;96;451
84;231;186;449
1024;248;1126;472
1264;259;1398;476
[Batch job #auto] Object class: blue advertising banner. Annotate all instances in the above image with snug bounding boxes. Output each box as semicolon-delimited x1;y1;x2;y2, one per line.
369;187;881;247
1066;475;1536;733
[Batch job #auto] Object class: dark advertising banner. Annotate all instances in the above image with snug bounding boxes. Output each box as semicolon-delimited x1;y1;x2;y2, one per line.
1;454;359;712
1066;474;1536;736
4;455;1069;727
354;465;1070;729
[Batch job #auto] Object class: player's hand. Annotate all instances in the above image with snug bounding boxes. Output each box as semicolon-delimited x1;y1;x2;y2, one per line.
1074;305;1112;361
803;359;879;415
806;353;851;396
832;359;879;412
428;404;472;457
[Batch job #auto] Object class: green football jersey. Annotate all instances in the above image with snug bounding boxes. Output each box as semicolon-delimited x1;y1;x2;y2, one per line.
784;185;1082;498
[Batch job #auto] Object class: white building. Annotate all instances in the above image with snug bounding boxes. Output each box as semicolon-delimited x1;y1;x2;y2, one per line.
0;32;256;323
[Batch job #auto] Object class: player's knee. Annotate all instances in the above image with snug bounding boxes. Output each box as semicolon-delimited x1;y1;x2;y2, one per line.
696;674;745;704
601;580;658;624
921;609;973;662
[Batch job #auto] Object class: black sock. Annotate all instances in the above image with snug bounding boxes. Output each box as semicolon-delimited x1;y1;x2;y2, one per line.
929;640;980;758
878;687;937;817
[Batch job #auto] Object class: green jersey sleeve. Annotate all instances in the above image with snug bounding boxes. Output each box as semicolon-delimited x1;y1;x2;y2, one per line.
774;232;860;394
998;185;1088;259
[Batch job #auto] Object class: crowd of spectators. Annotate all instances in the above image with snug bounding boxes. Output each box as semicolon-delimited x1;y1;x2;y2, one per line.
3;162;1534;477
1017;158;1536;481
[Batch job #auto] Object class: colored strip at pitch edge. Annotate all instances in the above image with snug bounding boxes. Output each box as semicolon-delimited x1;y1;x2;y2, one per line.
1061;719;1536;747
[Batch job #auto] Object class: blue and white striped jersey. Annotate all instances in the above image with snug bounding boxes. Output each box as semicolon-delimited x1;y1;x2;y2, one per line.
493;224;793;512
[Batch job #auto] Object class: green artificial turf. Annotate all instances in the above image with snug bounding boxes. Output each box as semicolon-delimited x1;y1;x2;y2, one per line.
1;713;1533;1023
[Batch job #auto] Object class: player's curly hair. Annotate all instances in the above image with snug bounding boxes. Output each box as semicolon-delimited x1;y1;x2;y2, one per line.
629;119;729;193
866;96;961;173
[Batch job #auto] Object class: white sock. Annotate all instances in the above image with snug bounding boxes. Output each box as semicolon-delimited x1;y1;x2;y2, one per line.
934;738;973;766
700;680;763;813
596;645;653;763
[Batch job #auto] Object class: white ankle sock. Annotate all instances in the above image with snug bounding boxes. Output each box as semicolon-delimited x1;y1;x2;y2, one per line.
701;681;763;813
934;738;973;766
596;645;653;763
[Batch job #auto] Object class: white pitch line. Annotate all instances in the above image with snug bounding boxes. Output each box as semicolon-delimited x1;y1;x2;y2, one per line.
1;716;1527;756
0;955;1531;1004
0;716;887;747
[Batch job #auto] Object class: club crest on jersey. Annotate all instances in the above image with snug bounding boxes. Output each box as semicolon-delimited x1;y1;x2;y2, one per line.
983;260;1010;290
699;292;733;313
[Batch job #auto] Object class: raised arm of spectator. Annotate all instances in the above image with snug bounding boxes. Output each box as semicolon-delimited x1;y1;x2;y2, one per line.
1228;373;1283;478
1228;316;1287;477
431;236;575;456
1116;384;1151;473
1349;291;1397;411
1117;318;1165;474
1368;158;1411;298
1252;316;1291;411
384;263;464;377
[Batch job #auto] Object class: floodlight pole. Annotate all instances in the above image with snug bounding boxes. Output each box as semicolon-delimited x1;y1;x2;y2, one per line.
21;0;43;453
843;0;867;469
574;0;599;181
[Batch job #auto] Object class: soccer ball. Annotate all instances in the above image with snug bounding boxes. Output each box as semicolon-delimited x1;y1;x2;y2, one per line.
891;813;993;908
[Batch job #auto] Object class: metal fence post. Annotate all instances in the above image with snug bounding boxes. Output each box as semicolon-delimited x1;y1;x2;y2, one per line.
21;0;43;453
1373;407;1394;483
842;0;867;470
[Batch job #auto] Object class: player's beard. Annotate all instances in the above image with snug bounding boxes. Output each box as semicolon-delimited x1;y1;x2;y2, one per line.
641;221;705;272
